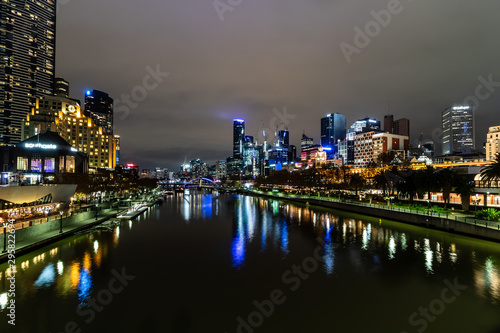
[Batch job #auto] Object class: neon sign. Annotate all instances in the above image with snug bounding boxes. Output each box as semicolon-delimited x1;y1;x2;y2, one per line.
24;143;57;149
452;106;470;111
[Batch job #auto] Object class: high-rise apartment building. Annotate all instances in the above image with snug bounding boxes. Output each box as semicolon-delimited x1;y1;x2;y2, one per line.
486;126;500;161
321;113;346;154
0;0;57;145
442;105;475;155
84;90;114;135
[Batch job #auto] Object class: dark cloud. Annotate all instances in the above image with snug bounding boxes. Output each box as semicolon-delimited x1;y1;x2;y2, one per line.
56;0;500;170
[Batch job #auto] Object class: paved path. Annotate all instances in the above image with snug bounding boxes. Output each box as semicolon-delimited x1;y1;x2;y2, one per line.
0;196;163;263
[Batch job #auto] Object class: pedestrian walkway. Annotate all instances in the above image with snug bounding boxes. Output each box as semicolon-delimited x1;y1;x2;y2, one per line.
0;193;165;263
0;206;128;263
250;190;500;233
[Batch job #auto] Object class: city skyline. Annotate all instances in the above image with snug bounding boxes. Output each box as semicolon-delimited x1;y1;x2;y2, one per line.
54;0;500;170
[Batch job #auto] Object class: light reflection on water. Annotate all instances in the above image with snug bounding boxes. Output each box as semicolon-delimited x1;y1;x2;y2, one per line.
1;194;500;327
224;196;500;305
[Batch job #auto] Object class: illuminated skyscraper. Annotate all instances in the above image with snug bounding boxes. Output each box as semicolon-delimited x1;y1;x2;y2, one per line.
84;90;114;135
0;0;56;145
321;113;346;154
233;119;245;159
442;105;475;155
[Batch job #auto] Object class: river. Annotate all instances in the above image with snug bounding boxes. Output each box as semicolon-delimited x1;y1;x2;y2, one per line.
1;193;500;333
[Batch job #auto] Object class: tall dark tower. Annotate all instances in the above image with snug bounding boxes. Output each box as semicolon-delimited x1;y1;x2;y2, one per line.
321;113;346;154
84;90;114;135
233;119;245;159
0;0;57;145
278;130;289;148
54;78;70;98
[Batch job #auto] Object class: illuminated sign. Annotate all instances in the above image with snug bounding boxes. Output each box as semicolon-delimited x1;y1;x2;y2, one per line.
452;106;470;111
24;143;57;149
234;119;245;123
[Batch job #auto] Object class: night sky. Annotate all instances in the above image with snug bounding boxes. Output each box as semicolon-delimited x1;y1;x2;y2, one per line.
56;0;500;170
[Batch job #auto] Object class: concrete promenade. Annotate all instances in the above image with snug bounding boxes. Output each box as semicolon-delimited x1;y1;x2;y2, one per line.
247;190;500;243
0;197;162;263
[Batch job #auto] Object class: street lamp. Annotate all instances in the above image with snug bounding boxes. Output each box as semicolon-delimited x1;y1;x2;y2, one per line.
95;204;99;220
129;195;132;208
59;211;63;234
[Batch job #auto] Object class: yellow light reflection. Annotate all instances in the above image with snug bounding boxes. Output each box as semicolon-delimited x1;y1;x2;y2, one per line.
70;261;80;289
83;252;91;271
21;260;29;271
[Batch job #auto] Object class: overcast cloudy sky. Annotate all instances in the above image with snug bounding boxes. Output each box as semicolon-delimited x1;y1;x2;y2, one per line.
56;0;500;170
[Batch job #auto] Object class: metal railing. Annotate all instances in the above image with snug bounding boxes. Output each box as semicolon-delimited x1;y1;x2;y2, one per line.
249;190;500;231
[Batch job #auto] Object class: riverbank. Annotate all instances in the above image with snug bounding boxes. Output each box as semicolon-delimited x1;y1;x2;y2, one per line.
0;196;163;264
245;190;500;243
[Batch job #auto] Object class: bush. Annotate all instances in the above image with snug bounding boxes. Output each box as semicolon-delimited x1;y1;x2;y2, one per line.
476;208;500;221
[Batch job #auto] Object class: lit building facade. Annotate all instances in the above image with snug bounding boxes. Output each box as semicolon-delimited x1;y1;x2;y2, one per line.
114;135;121;165
233;119;245;159
320;113;346;154
486;126;500;161
0;131;88;185
242;136;261;176
84;90;114;135
354;132;375;168
301;133;314;150
341;118;381;165
442;105;475;155
354;131;409;168
0;0;56;145
215;160;227;181
22;95;117;169
372;132;410;163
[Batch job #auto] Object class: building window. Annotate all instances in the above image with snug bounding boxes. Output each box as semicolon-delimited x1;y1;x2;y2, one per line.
31;158;42;172
17;157;28;171
44;158;55;173
66;156;75;173
59;156;65;172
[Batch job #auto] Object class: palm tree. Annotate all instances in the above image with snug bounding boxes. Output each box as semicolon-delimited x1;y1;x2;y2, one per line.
373;171;388;196
349;173;365;196
437;168;456;209
454;176;475;211
396;170;417;203
377;151;396;168
417;166;439;201
480;153;500;187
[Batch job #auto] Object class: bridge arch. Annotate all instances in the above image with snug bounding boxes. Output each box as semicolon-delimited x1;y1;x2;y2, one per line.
183;178;221;189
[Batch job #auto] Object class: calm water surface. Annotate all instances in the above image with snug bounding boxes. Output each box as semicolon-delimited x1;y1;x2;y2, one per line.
1;193;500;333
